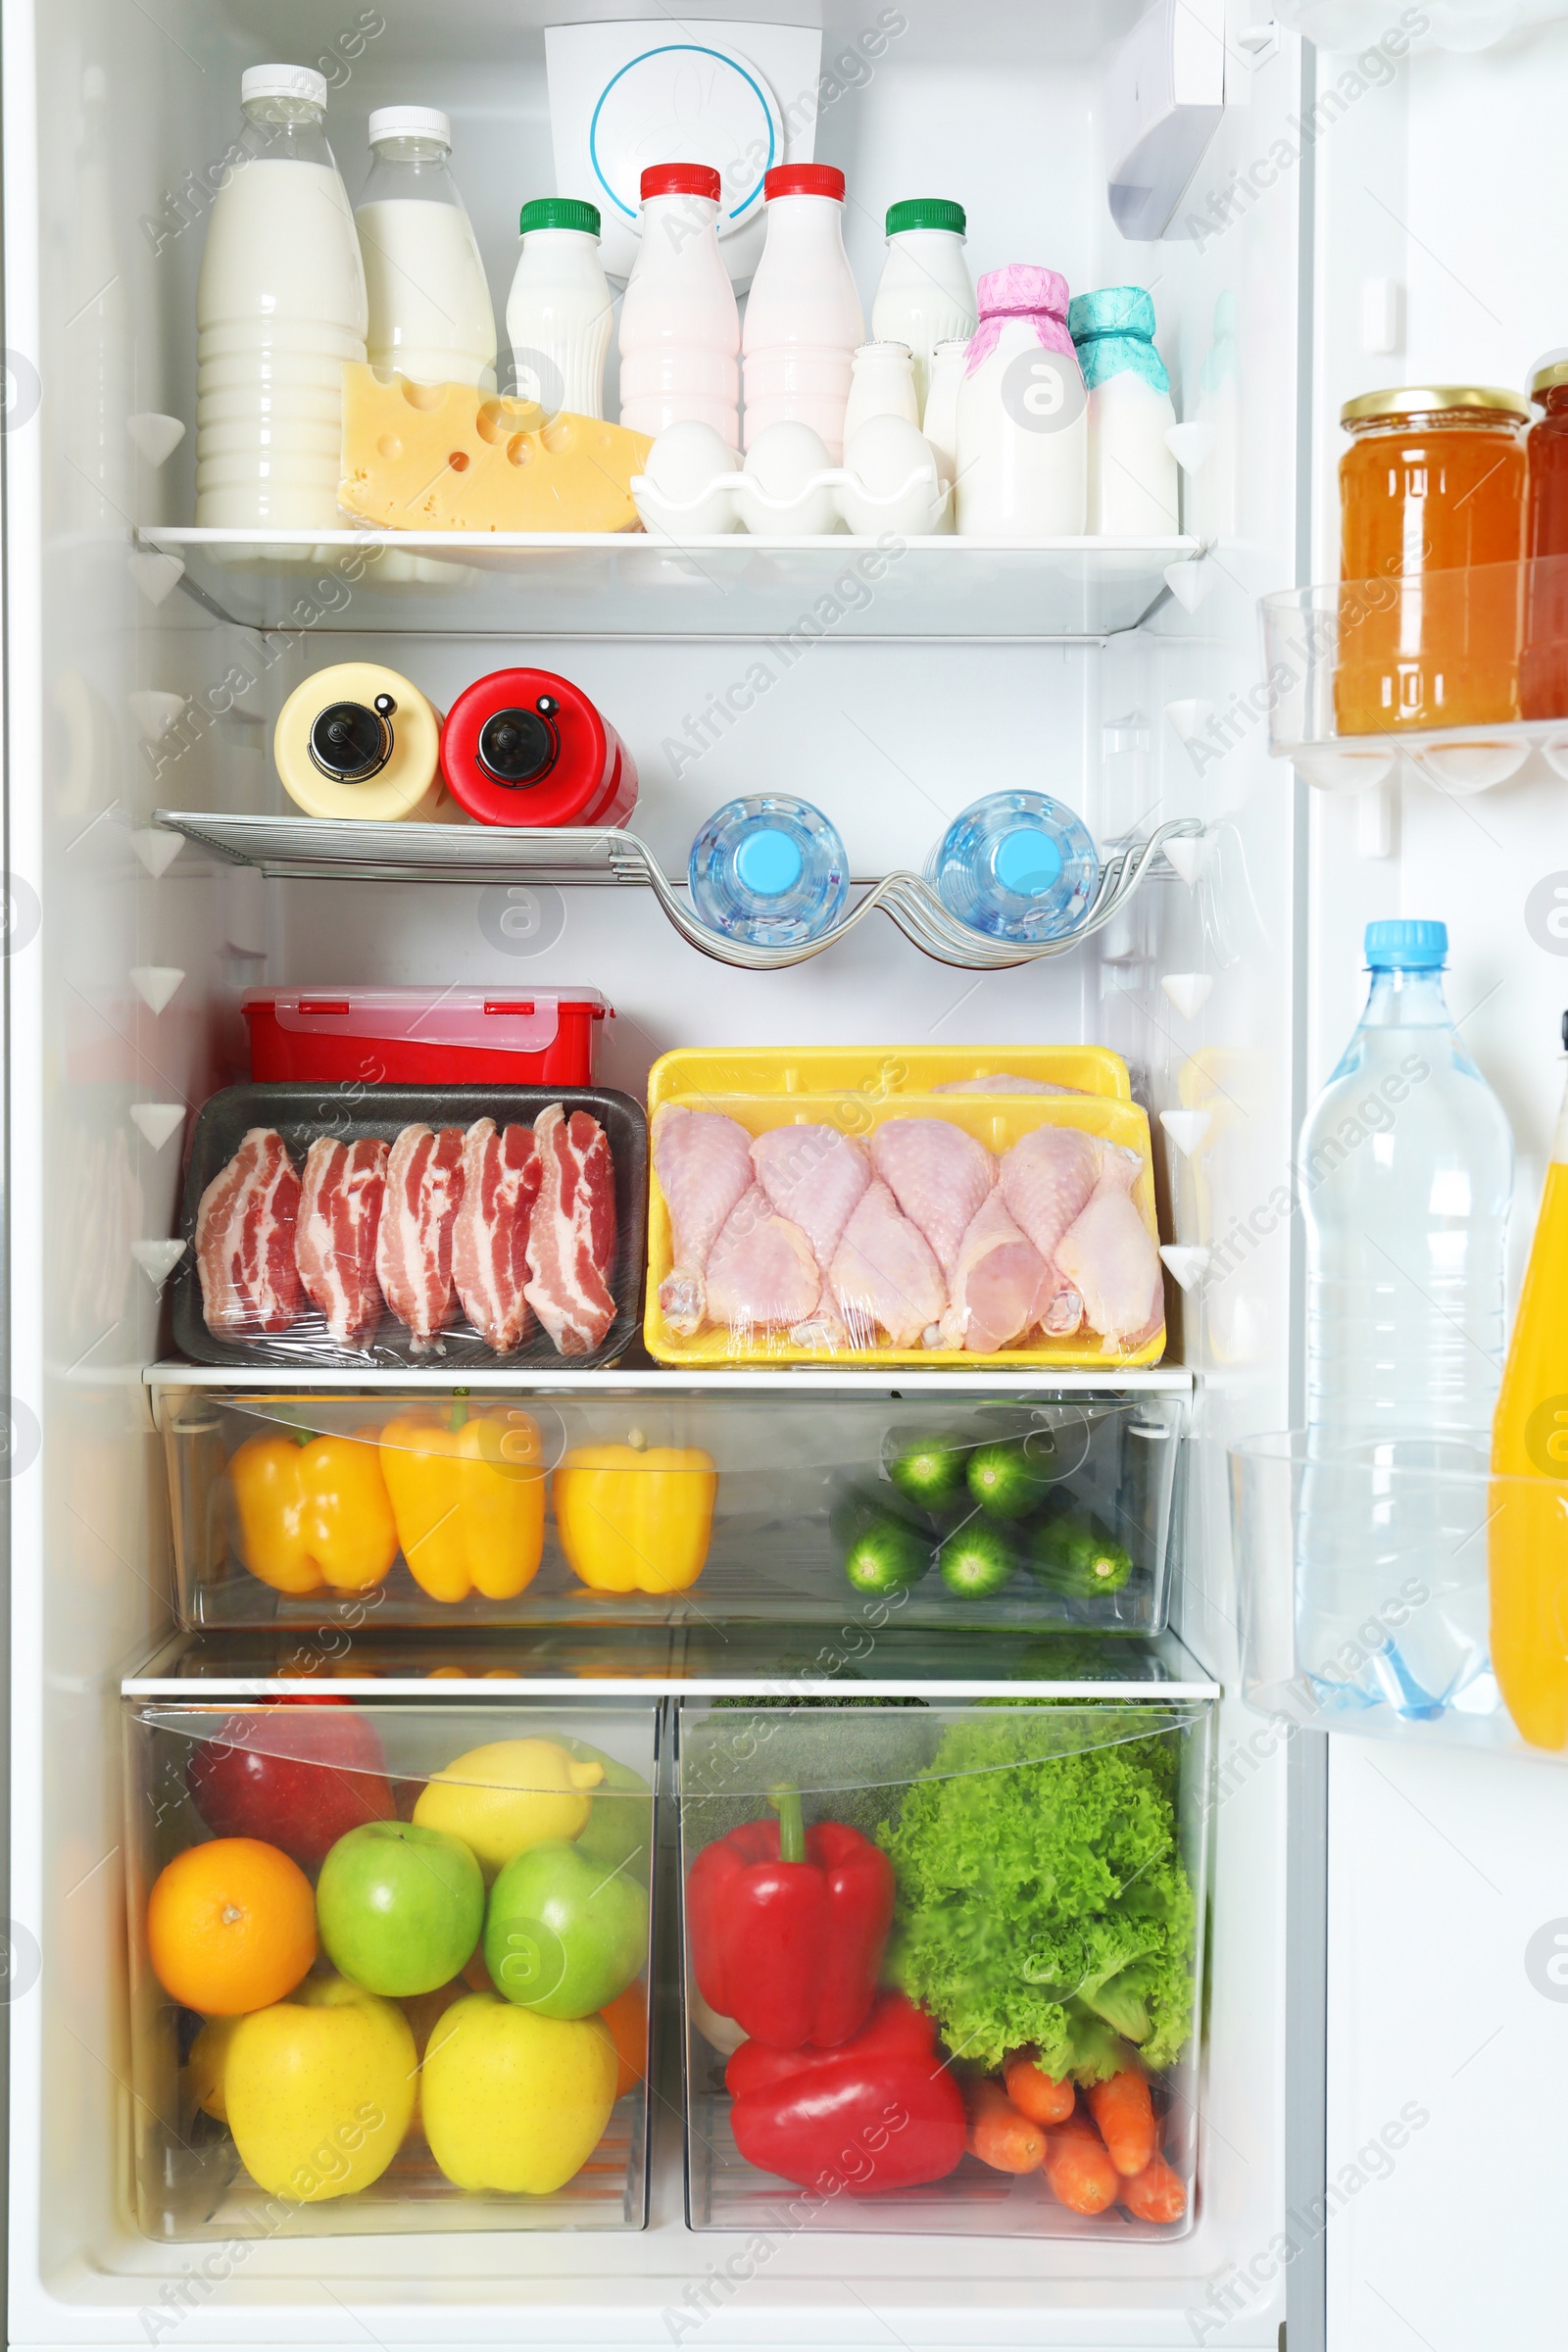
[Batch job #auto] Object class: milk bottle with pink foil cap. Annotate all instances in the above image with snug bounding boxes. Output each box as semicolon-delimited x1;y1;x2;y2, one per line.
955;268;1087;536
742;165;864;462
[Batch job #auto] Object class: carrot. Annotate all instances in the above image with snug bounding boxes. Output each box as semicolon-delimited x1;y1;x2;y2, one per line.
1088;2069;1156;2176
1119;2149;1188;2225
964;2078;1047;2174
1003;2049;1075;2126
1043;2109;1118;2215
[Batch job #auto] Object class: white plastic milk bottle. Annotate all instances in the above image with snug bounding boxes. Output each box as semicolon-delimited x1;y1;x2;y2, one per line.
196;65;368;527
507;197;613;419
1067;286;1179;535
617;165;741;448
356;106;496;391
743;165;863;463
955;267;1087;536
870;198;977;416
843;342;918;444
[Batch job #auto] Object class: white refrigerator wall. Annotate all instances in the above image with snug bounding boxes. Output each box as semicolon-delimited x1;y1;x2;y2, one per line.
7;0;1308;2342
1304;20;1568;2351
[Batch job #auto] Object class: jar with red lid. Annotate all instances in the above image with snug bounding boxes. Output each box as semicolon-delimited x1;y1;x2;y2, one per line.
439;667;638;828
1335;384;1528;735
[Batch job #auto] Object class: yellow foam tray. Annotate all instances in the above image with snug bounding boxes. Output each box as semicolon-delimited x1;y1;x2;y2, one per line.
644;1087;1164;1369
647;1044;1130;1111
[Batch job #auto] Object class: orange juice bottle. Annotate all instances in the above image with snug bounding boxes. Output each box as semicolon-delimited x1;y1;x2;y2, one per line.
1491;1019;1568;1748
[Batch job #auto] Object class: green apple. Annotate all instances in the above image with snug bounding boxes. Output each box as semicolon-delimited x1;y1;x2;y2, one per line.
564;1740;653;1886
223;1974;416;2202
421;1991;616;2195
317;1820;483;1998
483;1837;648;2019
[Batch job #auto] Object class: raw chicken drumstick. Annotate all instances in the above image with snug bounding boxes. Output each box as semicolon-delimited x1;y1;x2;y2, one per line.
652;1103;754;1335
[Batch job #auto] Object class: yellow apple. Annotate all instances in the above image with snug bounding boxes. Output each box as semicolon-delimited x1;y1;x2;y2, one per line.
223;1973;416;2202
412;1739;603;1877
420;1991;616;2195
187;2014;239;2123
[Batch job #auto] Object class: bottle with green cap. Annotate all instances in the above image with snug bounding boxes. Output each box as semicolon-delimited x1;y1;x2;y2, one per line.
506;195;612;420
870;198;978;417
1067;285;1178;537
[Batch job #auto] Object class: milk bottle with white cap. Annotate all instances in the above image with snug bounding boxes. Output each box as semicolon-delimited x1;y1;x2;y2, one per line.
195;65;368;527
356;107;497;391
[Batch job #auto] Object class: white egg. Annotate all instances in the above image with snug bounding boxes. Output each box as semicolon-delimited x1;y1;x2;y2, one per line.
635;419;741;535
839;415;945;536
736;420;840;536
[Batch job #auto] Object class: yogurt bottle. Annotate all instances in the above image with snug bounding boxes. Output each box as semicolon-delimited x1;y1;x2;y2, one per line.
356;107;496;390
507;198;613;419
617;165;741;447
955;267;1087;537
743;165;863;463
1068;286;1179;536
920;338;969;483
870;198;978;416
843;342;918;445
195;65;368;527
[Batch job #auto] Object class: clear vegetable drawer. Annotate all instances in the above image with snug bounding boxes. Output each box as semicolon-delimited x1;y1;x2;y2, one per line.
122;1698;657;2238
676;1695;1213;2238
156;1387;1186;1636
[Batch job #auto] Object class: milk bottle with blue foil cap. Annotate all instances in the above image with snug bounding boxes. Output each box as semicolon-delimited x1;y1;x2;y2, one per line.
954;268;1087;536
1068;286;1179;536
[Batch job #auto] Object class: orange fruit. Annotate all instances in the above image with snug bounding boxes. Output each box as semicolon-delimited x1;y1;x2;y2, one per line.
147;1838;317;2016
601;1979;647;2101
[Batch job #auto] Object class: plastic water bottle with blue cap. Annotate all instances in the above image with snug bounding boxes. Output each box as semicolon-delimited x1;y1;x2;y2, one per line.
1296;918;1513;1718
688;795;850;949
925;791;1099;944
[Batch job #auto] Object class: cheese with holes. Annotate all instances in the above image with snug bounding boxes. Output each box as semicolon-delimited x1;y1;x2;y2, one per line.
338;365;653;532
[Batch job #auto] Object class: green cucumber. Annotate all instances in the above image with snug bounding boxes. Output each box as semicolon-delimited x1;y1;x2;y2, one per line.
1024;1509;1133;1598
937;1521;1017;1599
844;1515;932;1597
966;1438;1055;1521
885;1430;970;1512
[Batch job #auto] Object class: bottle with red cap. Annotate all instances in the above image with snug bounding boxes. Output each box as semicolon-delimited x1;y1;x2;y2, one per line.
743;165;864;463
439;667;638;829
616;164;741;448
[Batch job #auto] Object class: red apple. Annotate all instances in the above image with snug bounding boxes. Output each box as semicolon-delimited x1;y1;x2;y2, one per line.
186;1698;396;1871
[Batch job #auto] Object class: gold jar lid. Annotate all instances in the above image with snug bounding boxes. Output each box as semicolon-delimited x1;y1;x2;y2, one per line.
1532;358;1568;399
1341;384;1529;426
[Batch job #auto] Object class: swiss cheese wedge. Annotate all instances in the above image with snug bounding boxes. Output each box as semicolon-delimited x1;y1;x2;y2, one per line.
338;365;652;533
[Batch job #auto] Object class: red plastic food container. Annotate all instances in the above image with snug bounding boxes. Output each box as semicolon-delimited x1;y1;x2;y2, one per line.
439;667;638;829
242;987;610;1087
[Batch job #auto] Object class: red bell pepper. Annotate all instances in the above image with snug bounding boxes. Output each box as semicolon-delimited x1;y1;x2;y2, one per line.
724;1991;966;2195
685;1788;895;2048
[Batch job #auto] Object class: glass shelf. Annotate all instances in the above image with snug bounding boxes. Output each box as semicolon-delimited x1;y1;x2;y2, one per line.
138;526;1202;642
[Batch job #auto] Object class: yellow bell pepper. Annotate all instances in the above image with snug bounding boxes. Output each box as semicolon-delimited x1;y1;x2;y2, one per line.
553;1445;717;1593
228;1428;399;1595
378;1401;545;1603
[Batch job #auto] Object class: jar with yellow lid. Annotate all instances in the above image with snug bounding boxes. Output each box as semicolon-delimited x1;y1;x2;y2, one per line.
1336;384;1528;735
1522;357;1568;719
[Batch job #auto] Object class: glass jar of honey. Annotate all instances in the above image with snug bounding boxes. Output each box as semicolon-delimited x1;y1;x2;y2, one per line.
1521;359;1568;720
1335;385;1528;736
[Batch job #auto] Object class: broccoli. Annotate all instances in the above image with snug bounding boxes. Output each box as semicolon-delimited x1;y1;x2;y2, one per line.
877;1708;1198;2080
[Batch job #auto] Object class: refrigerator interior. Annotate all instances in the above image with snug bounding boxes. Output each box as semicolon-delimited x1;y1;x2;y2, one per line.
3;0;1351;2339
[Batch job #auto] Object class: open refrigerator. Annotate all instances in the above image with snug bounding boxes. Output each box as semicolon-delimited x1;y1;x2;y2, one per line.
5;0;1568;2345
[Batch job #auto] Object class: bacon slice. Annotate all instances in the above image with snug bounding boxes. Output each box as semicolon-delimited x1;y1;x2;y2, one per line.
452;1117;541;1353
195;1128;304;1336
294;1137;388;1348
523;1103;617;1356
375;1124;466;1352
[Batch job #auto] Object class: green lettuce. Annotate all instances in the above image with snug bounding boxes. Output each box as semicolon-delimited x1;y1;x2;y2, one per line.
877;1711;1198;2080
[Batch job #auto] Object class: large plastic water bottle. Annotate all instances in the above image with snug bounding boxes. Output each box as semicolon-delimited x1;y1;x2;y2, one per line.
195;66;367;527
926;791;1099;943
689;796;849;948
1297;919;1513;1716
